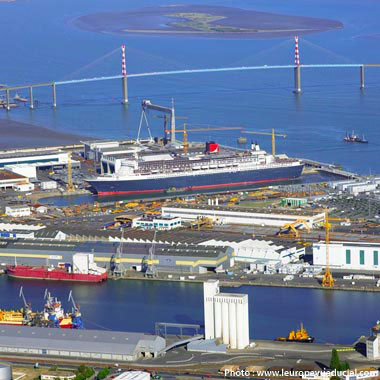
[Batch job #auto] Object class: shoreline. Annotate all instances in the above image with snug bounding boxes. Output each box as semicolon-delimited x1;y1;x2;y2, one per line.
0;118;94;150
118;274;380;293
71;5;343;40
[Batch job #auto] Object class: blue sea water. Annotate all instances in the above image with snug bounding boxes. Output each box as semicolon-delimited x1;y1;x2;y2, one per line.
0;276;377;345
0;0;379;174
1;0;380;344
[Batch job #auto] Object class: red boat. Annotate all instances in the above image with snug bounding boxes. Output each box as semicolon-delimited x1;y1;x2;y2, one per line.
6;265;107;283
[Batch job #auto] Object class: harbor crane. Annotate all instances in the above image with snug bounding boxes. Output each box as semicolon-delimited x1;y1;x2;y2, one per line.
322;209;334;288
66;152;74;192
144;230;158;278
68;290;80;314
19;286;33;324
166;124;243;154
242;129;287;157
138;99;176;143
111;228;125;276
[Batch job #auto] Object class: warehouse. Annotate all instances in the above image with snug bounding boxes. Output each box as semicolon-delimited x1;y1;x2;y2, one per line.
313;241;380;270
0;170;29;190
162;204;325;228
0;239;232;274
0;149;77;169
5;205;31;217
199;238;305;265
0;326;166;361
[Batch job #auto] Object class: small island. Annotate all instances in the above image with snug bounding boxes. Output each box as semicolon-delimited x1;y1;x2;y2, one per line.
72;5;343;39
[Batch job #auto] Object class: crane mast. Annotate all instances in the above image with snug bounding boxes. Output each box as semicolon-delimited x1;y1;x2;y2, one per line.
167;124;242;154
242;129;287;156
322;210;334;288
66;152;74;192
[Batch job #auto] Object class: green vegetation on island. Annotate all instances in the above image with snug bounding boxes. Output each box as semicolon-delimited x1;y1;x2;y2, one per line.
167;12;257;33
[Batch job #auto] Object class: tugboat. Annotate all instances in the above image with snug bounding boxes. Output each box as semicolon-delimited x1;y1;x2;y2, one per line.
275;322;314;343
344;131;368;143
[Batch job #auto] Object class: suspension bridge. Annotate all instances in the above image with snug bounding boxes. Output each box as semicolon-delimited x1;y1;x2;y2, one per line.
0;37;379;111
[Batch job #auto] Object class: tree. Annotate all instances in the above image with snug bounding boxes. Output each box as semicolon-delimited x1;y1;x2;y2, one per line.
330;349;341;371
330;349;350;375
84;368;95;379
97;368;110;380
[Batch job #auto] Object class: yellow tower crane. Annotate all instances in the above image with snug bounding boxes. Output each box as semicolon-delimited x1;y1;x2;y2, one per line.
242;129;287;156
165;124;243;154
66;152;75;192
322;209;334;288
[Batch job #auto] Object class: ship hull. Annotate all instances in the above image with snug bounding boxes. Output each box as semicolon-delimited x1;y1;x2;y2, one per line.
88;164;304;195
6;266;107;283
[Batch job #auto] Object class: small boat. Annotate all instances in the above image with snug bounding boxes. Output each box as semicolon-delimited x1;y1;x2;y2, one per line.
13;93;28;103
275;322;314;343
344;131;368;143
237;137;248;144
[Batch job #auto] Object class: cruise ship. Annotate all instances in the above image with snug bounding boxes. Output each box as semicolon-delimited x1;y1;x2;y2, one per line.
86;140;304;196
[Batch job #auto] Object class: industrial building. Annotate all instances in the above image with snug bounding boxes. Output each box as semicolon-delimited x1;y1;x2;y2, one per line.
14;183;35;192
280;198;307;207
41;373;75;380
328;179;379;195
83;140;127;160
132;216;182;230
162;204;325;228
5;205;31;217
113;372;150;380
0;149;78;169
313;241;380;270
0;239;232;274
199;238;305;266
0;365;11;380
0;326;166;361
367;335;379;359
204;280;249;350
0;223;67;240
40;180;58;190
0;169;30;190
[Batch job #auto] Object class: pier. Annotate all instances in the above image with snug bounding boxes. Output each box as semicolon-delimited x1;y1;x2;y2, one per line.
300;158;362;179
0;38;379;110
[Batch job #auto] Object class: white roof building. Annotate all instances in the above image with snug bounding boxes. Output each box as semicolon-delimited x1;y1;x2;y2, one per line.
313;241;380;270
199;238;305;265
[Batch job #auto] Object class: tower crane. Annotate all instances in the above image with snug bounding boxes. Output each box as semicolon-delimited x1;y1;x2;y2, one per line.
166;124;243;154
66;152;74;192
322;209;334;288
242;129;287;156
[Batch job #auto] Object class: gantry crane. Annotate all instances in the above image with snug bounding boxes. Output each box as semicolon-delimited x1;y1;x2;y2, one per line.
242;129;287;156
166;124;243;154
322;209;334;288
66;152;74;192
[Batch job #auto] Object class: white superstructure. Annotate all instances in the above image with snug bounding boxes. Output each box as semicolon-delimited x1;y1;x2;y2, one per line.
89;142;302;182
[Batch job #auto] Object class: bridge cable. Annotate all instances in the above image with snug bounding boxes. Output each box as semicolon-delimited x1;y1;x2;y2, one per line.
229;38;293;67
60;47;120;81
300;38;355;64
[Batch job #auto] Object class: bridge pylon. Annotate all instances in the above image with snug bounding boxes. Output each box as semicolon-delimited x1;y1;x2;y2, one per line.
360;65;365;89
121;45;128;104
293;36;301;94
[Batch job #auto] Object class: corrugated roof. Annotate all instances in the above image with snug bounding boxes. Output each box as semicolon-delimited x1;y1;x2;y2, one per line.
0;326;165;355
0;239;227;258
163;204;322;217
